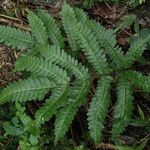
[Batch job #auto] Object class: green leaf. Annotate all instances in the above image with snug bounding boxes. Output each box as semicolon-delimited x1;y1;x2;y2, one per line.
3;122;23;136
115;145;134;150
137;105;145;120
129;118;150;127
136;138;149;150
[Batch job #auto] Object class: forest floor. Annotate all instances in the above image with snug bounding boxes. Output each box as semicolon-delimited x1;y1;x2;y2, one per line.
0;0;150;149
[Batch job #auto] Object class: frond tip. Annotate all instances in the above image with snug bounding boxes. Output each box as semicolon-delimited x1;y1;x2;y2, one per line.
37;9;64;48
0;26;34;50
27;10;48;44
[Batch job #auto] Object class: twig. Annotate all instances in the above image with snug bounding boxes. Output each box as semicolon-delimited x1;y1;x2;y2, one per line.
0;17;30;31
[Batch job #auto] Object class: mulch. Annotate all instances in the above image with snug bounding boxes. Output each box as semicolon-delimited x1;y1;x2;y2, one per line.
0;45;19;87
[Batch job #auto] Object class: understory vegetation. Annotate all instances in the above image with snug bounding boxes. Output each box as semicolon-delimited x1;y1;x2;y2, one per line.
0;1;150;150
84;0;146;8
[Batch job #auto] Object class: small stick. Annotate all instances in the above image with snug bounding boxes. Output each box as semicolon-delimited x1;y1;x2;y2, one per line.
0;17;30;31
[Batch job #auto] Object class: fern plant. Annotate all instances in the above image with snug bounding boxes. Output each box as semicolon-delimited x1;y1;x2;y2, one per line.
0;2;150;146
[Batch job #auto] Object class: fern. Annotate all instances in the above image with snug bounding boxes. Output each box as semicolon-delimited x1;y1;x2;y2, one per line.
0;3;149;147
88;76;112;143
77;21;112;74
61;2;79;51
112;78;133;142
62;3;111;74
0;77;55;104
14;56;70;84
89;21;125;69
54;104;78;143
54;78;90;143
73;8;125;69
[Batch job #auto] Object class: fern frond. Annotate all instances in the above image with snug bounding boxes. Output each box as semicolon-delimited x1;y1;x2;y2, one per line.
112;78;133;142
0;26;34;49
36;9;64;48
87;76;112;143
54;78;90;143
61;2;79;51
62;3;111;74
124;38;149;68
35;85;69;125
88;20;125;69
54;104;77;143
14;56;70;84
27;10;48;44
0;77;55;104
36;45;88;79
72;7;125;69
123;70;150;93
77;22;112;74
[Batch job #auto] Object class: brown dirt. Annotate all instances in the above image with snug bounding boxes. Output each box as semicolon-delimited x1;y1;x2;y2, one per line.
0;45;19;87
